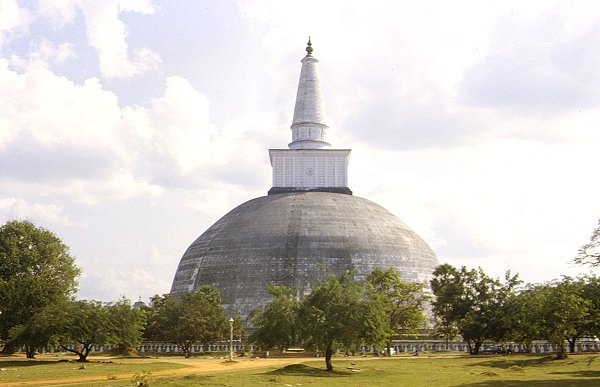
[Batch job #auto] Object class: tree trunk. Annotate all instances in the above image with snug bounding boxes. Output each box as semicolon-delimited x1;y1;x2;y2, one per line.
325;345;333;372
386;341;392;357
445;337;449;350
466;341;473;355
556;342;568;360
25;345;36;359
78;345;91;362
180;342;191;358
61;344;90;362
472;339;482;355
567;338;576;353
1;341;16;354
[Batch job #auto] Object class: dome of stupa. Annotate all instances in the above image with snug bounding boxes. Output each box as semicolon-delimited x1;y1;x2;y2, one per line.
171;192;438;318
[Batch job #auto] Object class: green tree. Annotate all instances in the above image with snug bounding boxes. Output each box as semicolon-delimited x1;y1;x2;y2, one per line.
106;298;147;354
248;284;299;351
52;300;118;362
0;220;80;353
7;298;144;359
367;268;427;355
430;264;461;349
563;277;600;353
430;264;520;354
7;306;57;358
503;286;545;352
574;219;600;266
536;278;591;359
146;286;228;358
298;271;388;372
579;275;600;340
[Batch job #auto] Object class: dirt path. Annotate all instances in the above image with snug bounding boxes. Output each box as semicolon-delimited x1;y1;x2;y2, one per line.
0;356;317;386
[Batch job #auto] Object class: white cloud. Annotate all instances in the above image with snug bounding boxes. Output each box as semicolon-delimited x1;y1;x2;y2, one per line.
0;197;76;227
0;60;157;202
79;266;170;301
0;58;272;206
77;0;160;78
9;39;75;69
149;76;215;174
0;61;121;147
118;0;156;14
0;0;32;42
36;0;77;28
461;8;600;114
352;133;600;284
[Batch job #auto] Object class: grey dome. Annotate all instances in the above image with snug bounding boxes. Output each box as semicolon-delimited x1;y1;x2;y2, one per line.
171;192;439;319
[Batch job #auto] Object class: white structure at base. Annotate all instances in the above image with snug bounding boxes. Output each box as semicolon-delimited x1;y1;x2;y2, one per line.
270;149;350;189
269;38;351;191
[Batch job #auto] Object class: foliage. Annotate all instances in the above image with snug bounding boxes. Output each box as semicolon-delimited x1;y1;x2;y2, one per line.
429;264;461;347
536;278;591;359
248;284;300;351
503;276;599;357
0;220;80;353
297;271;389;371
231;314;246;342
574;219;600;266
106;297;147;353
578;275;600;339
28;298;146;361
503;285;546;352
51;300;117;361
563;276;600;353
146;286;228;358
367;267;427;355
430;264;520;354
7;306;58;358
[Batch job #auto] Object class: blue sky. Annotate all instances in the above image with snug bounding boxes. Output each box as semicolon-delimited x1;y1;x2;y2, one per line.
1;0;599;302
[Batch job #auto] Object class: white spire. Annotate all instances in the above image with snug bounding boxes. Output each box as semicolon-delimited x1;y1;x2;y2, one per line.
289;38;331;150
268;38;351;195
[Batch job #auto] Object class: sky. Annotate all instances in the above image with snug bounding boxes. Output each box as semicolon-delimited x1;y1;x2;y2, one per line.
1;0;599;303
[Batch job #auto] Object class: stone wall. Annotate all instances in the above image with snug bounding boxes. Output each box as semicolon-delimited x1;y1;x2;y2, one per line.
30;339;600;356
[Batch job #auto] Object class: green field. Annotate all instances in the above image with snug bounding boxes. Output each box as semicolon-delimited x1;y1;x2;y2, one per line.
0;352;599;386
0;357;187;385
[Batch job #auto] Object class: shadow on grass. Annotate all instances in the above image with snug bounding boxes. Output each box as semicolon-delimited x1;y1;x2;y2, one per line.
0;360;59;368
268;363;350;377
468;355;556;369
466;380;599;386
549;370;600;378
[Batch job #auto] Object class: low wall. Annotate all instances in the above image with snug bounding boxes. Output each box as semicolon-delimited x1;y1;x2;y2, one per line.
32;339;600;356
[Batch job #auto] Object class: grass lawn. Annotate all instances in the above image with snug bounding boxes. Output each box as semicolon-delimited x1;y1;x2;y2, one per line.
0;355;187;385
142;353;600;387
0;352;599;386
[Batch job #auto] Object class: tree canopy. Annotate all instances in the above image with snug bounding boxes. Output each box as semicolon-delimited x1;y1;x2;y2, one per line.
0;220;80;352
146;286;228;358
574;219;600;266
430;264;520;354
298;271;389;372
248;284;299;351
367;268;427;355
534;279;591;359
36;298;146;361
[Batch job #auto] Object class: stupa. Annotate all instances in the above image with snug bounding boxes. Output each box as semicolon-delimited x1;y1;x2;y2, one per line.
170;39;439;318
